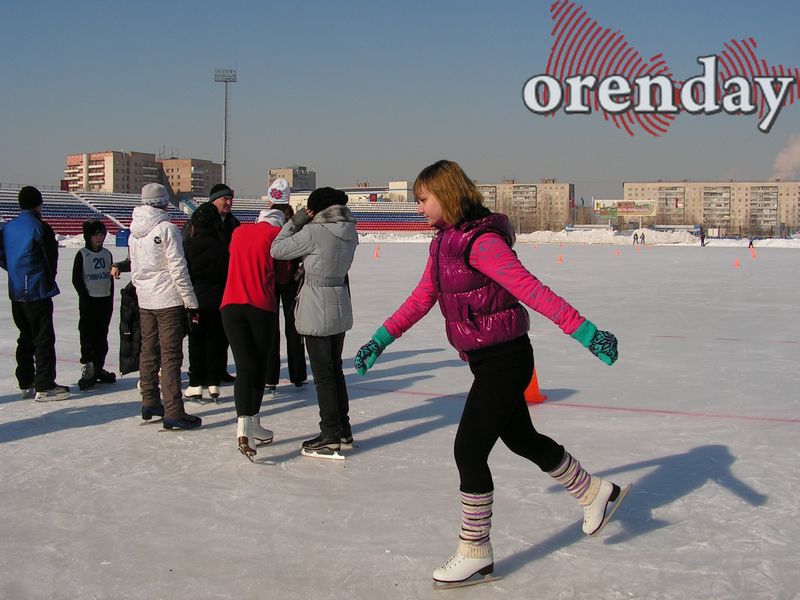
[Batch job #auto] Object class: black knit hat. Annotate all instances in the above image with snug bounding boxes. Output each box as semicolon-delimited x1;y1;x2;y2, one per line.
307;187;348;214
18;186;43;210
209;183;234;202
82;220;107;245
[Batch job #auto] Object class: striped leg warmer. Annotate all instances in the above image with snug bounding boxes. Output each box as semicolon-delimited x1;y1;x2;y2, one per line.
549;451;601;506
457;491;493;558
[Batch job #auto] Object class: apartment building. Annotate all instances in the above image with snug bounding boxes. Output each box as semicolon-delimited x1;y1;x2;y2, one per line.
624;180;800;234
64;151;161;194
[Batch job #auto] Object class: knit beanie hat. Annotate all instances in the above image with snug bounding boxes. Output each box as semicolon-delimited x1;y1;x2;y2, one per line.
307;187;348;214
267;178;291;205
82;219;107;240
141;183;170;208
18;186;43;210
209;183;234;203
257;208;286;228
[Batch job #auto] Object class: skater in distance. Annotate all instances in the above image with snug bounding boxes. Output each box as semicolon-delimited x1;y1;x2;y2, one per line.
354;159;629;588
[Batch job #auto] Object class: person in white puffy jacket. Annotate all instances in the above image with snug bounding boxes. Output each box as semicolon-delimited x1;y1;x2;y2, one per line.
129;183;201;430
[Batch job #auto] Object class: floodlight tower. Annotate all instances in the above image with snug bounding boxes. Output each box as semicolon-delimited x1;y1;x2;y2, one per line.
214;68;237;184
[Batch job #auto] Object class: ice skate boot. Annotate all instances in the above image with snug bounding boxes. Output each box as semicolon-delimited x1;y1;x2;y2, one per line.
583;479;632;535
250;415;274;446
34;384;70;402
237;416;256;461
141;403;165;425
432;543;498;589
20;388;35;400
184;385;203;402
300;434;343;460
162;413;202;430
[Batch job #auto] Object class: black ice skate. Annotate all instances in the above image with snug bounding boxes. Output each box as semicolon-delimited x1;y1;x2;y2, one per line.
300;435;344;460
162;413;202;430
140;404;165;425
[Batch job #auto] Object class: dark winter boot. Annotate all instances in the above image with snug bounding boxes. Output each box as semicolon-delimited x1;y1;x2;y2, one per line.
95;369;117;384
78;363;96;391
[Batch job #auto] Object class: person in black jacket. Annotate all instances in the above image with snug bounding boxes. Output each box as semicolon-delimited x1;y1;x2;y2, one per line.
183;183;240;384
72;220;116;390
0;186;69;401
183;201;231;400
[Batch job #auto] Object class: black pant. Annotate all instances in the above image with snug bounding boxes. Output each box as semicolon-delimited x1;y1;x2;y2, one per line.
221;304;276;417
266;281;307;385
11;298;57;391
78;295;113;370
188;308;227;386
456;336;564;494
305;333;350;438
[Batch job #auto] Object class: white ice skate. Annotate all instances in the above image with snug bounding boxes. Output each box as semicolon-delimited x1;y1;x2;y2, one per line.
250;415;274;446
184;385;204;402
432;548;499;590
583;479;632;535
237;416;256;462
208;385;221;401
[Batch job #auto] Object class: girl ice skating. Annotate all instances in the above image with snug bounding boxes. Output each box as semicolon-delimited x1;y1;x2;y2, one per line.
354;160;629;588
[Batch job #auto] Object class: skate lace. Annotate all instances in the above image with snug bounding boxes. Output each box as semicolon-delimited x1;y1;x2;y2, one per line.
440;553;465;570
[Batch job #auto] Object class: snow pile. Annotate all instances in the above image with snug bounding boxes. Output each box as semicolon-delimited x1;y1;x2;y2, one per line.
58;234;88;248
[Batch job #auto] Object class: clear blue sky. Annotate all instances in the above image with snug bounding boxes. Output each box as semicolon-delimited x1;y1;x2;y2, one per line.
2;0;799;201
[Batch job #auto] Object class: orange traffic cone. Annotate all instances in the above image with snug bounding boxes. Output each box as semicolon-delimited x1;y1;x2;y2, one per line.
374;244;381;259
614;249;621;256
524;368;548;404
733;259;741;268
557;254;564;263
750;248;757;259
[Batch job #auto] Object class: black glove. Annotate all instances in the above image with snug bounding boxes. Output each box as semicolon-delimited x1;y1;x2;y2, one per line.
186;309;200;335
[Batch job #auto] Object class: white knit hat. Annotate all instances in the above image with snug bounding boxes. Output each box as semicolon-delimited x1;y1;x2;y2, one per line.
257;208;285;228
267;178;291;205
141;183;170;208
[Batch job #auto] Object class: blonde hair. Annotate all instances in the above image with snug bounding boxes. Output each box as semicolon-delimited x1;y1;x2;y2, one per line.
413;160;484;225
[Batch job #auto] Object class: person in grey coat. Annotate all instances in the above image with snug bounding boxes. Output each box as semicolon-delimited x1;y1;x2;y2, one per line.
270;187;358;458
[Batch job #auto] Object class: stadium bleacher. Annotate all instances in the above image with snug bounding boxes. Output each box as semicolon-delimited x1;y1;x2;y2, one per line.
1;184;428;237
79;192;187;230
0;187;116;236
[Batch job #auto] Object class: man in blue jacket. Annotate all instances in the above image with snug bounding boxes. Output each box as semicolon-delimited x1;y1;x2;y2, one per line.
0;186;69;401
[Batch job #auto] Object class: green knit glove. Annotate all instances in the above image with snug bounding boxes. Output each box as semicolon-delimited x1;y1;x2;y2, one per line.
571;320;618;366
354;326;395;375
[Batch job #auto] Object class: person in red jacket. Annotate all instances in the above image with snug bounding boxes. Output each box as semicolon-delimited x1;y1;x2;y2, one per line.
220;208;285;460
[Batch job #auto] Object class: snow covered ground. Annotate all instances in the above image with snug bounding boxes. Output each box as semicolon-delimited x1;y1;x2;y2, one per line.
1;241;798;600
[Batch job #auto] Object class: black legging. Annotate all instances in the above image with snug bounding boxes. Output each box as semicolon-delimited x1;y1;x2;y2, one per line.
456;336;564;493
188;308;228;387
221;304;276;417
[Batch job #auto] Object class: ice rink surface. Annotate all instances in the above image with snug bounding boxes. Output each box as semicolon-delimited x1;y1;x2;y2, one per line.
1;241;798;600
